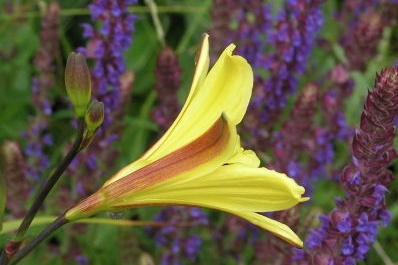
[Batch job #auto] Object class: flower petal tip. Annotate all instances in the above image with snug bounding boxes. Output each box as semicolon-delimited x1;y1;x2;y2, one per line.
301;196;310;203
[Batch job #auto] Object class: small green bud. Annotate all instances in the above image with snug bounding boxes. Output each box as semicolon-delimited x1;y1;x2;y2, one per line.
65;52;92;117
85;100;105;131
80;100;105;150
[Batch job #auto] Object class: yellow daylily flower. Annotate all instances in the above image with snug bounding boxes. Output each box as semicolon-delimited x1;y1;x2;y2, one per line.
65;34;309;247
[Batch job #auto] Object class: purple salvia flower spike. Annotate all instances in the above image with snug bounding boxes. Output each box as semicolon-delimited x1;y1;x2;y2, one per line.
296;67;398;264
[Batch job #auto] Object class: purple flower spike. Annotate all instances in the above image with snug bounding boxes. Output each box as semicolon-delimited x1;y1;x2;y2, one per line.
82;0;137;127
147;207;208;265
151;46;182;132
342;11;383;71
239;0;325;151
295;67;398;264
260;0;324;120
66;0;136;198
1;141;29;218
23;2;60;181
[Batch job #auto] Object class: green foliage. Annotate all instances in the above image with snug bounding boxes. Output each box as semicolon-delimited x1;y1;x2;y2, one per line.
0;21;37;142
1;0;398;264
0;172;5;232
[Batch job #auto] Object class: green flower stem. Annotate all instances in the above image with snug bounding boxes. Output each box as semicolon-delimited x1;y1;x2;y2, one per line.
0;118;85;264
8;215;68;265
14;118;85;241
0;212;202;265
144;0;166;46
1;215;199;234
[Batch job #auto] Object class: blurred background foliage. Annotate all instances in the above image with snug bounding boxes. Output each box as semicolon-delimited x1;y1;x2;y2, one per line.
1;0;398;264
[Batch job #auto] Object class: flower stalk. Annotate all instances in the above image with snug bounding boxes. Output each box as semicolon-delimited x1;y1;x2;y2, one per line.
0;118;85;265
0;51;102;263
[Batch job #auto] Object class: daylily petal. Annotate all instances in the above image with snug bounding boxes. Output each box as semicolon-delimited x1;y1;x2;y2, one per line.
229;211;304;247
108;163;308;213
182;33;210;108
67;159;307;246
227;136;260;167
66;115;238;220
148;34;252;157
140;34;211;161
65;35;308;248
105;34;253;185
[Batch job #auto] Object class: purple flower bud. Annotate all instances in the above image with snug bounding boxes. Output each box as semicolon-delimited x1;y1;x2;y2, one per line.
81;23;94;38
297;67;398;264
379;209;391;226
336;213;352;233
341;236;354;255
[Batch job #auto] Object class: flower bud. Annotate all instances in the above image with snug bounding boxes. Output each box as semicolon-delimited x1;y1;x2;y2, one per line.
85;100;105;132
65;52;91;117
80;100;105;150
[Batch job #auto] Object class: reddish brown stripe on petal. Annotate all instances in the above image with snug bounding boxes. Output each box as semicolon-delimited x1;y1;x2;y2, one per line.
103;115;231;200
67;115;232;218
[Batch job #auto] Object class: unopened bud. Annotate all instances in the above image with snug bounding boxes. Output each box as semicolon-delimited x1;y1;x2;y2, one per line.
85;100;105;131
80;100;104;150
65;52;91;117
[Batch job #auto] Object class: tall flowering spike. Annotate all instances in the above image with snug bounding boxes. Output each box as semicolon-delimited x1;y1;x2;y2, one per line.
295;67;398;264
251;83;318;264
1;141;29;218
241;0;325;151
23;1;60;180
208;0;240;62
151;45;182;132
80;0;137;127
260;0;324;115
341;11;383;71
66;34;308;247
147;206;209;264
233;1;272;68
272;83;319;193
31;1;60;116
321;64;353;140
381;1;398;26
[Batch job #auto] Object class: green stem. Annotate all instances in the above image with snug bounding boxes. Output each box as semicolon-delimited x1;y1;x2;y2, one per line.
14;118;85;241
9;215;68;265
144;0;166;46
0;118;85;265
